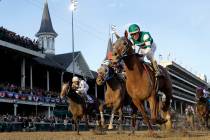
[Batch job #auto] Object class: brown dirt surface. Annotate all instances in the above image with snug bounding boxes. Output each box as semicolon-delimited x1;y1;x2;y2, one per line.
0;130;209;140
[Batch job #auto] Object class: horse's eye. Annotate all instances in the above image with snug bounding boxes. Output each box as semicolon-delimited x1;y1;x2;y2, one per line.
123;42;127;45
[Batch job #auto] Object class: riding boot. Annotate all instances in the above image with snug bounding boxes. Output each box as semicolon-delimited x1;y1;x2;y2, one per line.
151;60;160;77
81;95;87;108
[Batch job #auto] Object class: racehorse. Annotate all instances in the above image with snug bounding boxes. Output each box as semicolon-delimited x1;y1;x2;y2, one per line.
60;83;102;135
195;88;209;129
111;32;172;135
96;63;137;133
185;105;195;130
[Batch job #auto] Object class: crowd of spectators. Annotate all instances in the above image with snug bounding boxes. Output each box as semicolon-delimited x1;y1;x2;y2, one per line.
0;114;68;124
0;26;41;52
0;114;72;132
0;83;66;104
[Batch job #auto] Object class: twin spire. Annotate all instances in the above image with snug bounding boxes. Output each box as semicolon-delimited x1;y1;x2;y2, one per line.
36;0;57;54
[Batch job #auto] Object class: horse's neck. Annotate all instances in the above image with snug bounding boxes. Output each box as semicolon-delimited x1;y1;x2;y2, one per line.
123;55;145;78
68;92;84;104
106;77;121;91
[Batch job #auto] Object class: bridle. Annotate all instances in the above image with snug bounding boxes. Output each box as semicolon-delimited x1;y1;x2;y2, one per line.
114;37;136;62
97;65;115;84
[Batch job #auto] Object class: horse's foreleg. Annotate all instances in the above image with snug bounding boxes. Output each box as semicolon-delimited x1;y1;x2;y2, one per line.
148;95;167;125
99;103;105;127
108;110;115;130
132;99;153;131
130;112;136;134
118;108;123;132
76;119;80;135
148;95;158;124
85;115;89;130
205;113;208;128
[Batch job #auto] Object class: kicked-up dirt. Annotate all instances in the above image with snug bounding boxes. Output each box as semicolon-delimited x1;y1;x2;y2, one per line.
0;130;209;140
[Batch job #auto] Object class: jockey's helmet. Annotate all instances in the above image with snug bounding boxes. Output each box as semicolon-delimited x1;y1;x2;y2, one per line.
196;86;204;92
102;60;111;66
128;24;140;34
72;76;79;82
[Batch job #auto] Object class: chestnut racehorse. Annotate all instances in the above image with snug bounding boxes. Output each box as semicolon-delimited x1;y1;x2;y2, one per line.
96;63;137;133
112;32;172;134
60;83;102;134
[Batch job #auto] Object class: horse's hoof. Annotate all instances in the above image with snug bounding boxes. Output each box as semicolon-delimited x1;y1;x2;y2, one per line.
108;125;113;130
157;118;168;125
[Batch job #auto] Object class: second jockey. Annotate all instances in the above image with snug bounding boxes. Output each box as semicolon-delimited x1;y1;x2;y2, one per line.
72;76;93;104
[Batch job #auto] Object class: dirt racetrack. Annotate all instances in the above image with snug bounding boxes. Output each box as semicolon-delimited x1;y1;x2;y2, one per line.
0;131;209;140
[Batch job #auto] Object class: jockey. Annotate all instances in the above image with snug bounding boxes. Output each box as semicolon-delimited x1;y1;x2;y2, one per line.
72;76;92;103
185;105;195;116
128;24;160;77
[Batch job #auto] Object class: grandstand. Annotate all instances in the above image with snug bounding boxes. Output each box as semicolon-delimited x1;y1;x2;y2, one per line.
160;61;210;114
0;1;96;119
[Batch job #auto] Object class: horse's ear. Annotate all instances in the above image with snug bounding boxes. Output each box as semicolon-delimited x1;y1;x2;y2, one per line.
124;30;128;39
114;32;120;39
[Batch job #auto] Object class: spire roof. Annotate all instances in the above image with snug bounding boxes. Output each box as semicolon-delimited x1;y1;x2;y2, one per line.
105;38;113;60
36;1;57;37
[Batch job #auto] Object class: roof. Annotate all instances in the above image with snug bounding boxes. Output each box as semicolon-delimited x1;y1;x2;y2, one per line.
33;55;64;70
91;70;98;79
160;60;208;85
52;52;80;69
52;51;94;79
105;38;113;60
32;51;95;79
36;1;57;37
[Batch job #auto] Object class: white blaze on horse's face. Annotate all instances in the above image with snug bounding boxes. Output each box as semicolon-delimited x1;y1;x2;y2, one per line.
102;65;109;76
112;45;120;62
96;65;109;85
60;83;68;99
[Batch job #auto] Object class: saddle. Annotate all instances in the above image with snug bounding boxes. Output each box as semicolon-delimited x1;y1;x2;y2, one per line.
142;62;165;92
143;62;164;78
198;97;210;111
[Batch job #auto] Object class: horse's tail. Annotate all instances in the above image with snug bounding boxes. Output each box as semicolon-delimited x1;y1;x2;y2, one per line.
160;67;173;112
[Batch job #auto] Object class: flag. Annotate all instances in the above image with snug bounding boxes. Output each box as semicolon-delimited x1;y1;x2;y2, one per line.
111;25;116;34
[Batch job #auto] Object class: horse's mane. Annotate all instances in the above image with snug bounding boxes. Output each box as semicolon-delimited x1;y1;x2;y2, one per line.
67;89;85;105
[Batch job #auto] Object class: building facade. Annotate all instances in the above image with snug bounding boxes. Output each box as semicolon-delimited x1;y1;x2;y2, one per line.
160;61;209;114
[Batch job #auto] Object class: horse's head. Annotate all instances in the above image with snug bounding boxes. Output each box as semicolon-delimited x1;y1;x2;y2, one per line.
60;82;70;99
112;31;134;63
96;64;111;86
196;87;204;99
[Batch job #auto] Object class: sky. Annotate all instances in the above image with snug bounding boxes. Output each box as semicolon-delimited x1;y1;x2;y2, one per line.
0;0;210;82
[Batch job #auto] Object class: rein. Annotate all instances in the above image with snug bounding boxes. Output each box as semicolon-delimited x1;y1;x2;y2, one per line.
117;38;154;89
104;68;115;81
